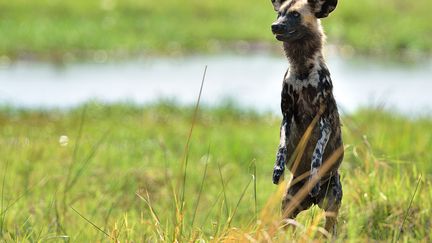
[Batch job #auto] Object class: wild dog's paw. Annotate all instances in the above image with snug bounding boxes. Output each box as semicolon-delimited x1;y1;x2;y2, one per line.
272;165;285;185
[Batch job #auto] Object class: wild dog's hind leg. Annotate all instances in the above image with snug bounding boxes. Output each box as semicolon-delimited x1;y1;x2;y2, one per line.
273;81;293;184
281;179;314;224
309;118;331;196
318;173;342;236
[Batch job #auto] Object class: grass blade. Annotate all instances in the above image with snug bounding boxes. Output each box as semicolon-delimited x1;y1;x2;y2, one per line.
136;192;165;241
179;65;207;210
70;206;114;241
64;106;87;193
65;130;110;193
176;66;207;239
0;178;47;217
282;146;344;221
226;175;253;228
202;190;223;226
217;161;230;218
0;160;9;235
251;160;257;223
191;145;211;229
396;174;422;241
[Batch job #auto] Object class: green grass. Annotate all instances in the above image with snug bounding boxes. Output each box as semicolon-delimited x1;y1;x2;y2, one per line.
0;0;431;60
0;102;430;241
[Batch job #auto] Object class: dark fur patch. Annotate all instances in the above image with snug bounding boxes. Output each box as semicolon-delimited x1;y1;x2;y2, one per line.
308;0;338;18
282;31;322;74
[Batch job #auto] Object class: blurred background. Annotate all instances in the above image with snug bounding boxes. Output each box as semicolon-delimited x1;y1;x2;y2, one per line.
0;0;431;113
0;0;431;241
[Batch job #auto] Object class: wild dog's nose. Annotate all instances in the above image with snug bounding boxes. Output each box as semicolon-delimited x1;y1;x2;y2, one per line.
271;23;286;34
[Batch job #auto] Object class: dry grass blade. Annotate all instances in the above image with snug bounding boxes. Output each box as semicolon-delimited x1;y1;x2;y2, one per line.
255;180;286;237
282;146;344;220
288;105;323;178
253;108;325;240
136;191;165;241
304;211;328;239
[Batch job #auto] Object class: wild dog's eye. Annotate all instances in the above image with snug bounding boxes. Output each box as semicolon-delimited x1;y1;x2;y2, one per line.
292;11;300;18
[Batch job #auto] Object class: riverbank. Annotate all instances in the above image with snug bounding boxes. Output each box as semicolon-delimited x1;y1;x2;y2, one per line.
1;0;431;61
0;103;430;241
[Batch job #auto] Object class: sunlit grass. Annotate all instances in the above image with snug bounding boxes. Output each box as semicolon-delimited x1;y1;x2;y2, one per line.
0;102;430;241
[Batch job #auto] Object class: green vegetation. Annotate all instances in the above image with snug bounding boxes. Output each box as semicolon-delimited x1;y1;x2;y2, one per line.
0;103;430;241
0;0;431;60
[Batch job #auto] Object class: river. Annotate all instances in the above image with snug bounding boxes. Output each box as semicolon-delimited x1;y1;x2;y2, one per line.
0;53;431;114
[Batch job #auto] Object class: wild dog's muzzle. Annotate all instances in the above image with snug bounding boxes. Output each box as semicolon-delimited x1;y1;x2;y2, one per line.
271;23;287;35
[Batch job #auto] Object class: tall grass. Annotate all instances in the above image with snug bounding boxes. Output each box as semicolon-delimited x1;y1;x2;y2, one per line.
0;101;430;241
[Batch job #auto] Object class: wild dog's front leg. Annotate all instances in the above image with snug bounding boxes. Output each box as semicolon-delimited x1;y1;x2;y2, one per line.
309;118;331;196
273;121;288;184
273;82;293;185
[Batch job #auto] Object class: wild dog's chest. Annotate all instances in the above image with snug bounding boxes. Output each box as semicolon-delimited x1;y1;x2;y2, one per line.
283;68;332;123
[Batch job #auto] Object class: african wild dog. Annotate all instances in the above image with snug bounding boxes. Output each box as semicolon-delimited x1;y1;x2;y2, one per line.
270;0;343;234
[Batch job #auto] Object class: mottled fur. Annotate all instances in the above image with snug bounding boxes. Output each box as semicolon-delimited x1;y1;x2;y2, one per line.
270;0;343;235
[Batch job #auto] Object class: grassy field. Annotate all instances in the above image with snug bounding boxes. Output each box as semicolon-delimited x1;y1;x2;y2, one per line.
0;102;430;241
0;0;431;60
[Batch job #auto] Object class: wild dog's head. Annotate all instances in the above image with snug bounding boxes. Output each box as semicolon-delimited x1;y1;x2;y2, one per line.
270;0;337;42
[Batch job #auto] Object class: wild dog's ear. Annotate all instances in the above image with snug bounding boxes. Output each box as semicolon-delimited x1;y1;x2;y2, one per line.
308;0;338;18
271;0;286;12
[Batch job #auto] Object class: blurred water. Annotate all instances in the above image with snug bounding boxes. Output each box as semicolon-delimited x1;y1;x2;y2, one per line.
0;53;431;114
